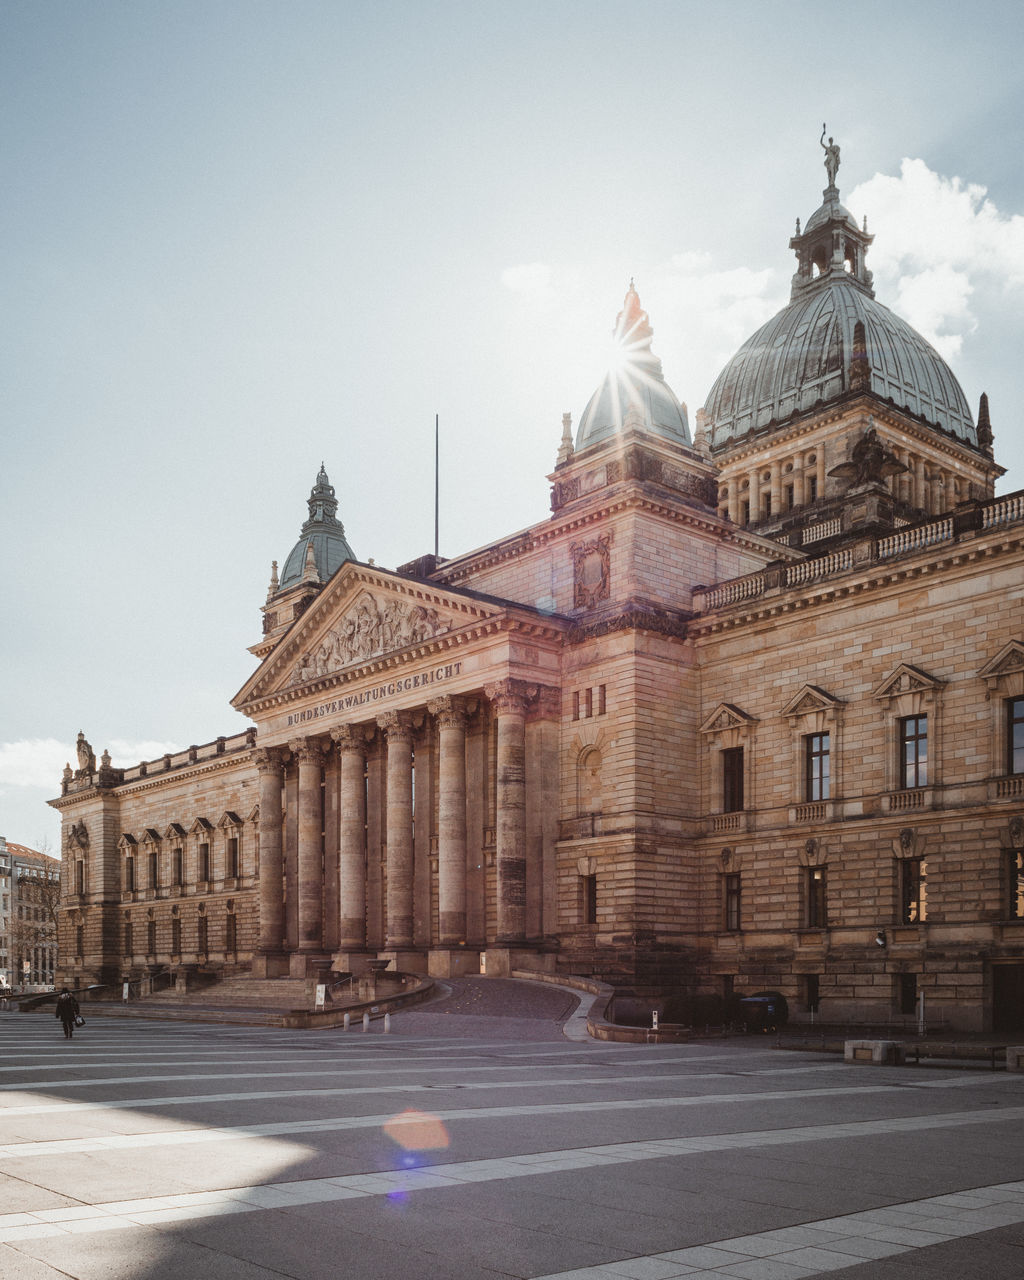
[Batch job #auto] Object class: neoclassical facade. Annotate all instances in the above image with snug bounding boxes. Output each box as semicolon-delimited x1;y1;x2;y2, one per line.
53;143;1024;1031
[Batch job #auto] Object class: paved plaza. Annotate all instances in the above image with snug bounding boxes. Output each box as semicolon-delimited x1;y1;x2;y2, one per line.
2;979;1024;1279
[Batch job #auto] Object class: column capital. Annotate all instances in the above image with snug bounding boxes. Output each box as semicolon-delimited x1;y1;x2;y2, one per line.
529;685;562;721
330;723;368;754
289;738;326;766
253;746;287;773
376;710;414;742
484;678;535;715
427;694;468;730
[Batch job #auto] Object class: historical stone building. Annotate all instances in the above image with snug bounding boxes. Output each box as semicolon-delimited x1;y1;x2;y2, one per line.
52;143;1024;1032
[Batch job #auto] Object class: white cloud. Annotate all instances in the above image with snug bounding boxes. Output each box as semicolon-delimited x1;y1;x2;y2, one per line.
849;158;1024;355
0;738;180;790
501;262;553;295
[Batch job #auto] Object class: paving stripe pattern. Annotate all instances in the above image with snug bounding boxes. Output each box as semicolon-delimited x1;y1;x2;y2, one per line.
3;1012;1023;1280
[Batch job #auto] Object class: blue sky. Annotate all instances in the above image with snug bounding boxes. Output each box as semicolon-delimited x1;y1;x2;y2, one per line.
3;1;1024;850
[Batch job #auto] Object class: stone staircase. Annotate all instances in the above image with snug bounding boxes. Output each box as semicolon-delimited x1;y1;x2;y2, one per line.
82;976;316;1026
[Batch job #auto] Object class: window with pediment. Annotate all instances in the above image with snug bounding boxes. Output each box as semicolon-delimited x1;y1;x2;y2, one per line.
700;704;758;832
781;685;844;821
979;642;1024;797
874;665;943;811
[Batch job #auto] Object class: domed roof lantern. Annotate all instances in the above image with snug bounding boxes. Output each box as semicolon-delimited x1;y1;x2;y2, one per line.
277;463;356;593
574;281;691;451
789;126;874;300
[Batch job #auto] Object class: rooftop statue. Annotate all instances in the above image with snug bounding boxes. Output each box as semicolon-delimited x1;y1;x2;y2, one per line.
820;124;840;187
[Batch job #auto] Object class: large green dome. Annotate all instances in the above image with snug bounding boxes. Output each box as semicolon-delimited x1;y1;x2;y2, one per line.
703;169;977;454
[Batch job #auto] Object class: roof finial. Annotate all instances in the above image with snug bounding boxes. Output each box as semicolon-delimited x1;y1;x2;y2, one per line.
556;411;574;465
820;123;840;189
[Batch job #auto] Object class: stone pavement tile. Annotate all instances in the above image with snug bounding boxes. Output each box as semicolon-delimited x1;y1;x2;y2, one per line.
777;1244;885;1270
0;1244;73;1279
860;1223;968;1247
660;1245;756;1268
715;1258;818;1279
605;1258;709;1278
819;1236;910;1260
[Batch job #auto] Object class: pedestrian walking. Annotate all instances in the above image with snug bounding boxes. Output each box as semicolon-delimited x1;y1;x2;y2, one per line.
55;987;80;1040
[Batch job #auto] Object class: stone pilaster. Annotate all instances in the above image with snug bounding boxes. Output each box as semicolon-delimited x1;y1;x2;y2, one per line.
377;711;414;949
289;738;325;952
331;724;367;950
484;680;532;943
254;747;287;955
428;695;468;944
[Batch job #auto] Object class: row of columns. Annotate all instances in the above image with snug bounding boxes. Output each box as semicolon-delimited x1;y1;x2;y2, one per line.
719;451;828;525
254;680;551;960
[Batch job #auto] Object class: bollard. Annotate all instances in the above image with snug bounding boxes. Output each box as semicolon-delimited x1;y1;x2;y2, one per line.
362;1011;370;1032
343;1012;350;1031
384;1013;391;1034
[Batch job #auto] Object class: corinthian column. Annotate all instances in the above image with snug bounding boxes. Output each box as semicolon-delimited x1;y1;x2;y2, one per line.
289;738;325;950
485;680;532;943
428;695;467;944
254;747;286;954
377;712;414;948
331;724;367;950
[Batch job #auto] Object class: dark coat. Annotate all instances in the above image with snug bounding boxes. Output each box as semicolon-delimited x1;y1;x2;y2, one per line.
55;991;80;1024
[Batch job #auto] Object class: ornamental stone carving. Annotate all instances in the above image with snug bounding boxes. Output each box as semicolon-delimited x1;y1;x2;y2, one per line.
571;536;611;610
290;591;451;685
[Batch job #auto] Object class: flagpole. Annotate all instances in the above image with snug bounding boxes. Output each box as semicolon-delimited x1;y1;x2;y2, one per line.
434;413;439;560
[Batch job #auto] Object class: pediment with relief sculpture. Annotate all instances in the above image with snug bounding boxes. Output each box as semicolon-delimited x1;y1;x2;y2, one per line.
233;564;509;710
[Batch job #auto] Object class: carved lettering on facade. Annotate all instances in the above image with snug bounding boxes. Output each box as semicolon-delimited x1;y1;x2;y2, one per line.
285;662;464;727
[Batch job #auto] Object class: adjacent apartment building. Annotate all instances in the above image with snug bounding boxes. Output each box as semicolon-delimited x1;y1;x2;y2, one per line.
0;837;60;992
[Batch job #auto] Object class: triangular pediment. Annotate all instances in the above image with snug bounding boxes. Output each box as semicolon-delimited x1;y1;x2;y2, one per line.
218;811;242;830
164;822;186;841
234;562;512;710
117;832;138;851
979;640;1024;684
873;663;943;701
700;703;758;735
189;818;213;836
781;684;844;720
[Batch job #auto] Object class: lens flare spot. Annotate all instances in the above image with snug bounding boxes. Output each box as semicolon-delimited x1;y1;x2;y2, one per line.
383;1108;450;1152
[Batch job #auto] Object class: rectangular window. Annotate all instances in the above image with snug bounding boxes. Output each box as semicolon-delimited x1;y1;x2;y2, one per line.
581;874;597;925
171;918;181;955
147;919;156;954
806;866;827;928
762;494;772;520
807;475;818;502
740;499;750;525
75;924;84;958
898;972;918;1015
1008;697;1024;775
784;483;795;511
900;857;927;923
899;715;928;789
803;973;820;1013
199;843;210;883
172;848;183;886
225;914;237;953
228;837;239;879
597;685;607;715
572;691;580;721
805;733;830;801
149;851;158;888
198;914;209;955
124;921;133;956
585;687;593;718
724;873;742;932
124;858;135;893
1009;849;1023;919
722;746;744;812
75;861;84;895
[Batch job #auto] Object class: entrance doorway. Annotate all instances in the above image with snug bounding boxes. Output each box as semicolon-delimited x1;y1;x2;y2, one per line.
992;964;1024;1034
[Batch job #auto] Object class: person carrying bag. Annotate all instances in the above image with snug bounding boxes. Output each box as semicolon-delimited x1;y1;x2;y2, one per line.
55;988;81;1040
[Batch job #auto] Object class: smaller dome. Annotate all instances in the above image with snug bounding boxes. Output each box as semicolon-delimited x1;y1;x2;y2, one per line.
278;464;355;591
576;283;691;451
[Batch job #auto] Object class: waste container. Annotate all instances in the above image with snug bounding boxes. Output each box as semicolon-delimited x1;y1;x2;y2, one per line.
738;991;788;1032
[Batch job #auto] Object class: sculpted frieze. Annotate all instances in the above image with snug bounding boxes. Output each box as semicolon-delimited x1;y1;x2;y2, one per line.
290;591;451;686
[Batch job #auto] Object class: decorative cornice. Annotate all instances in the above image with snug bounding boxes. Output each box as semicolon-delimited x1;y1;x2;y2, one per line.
566;602;692;645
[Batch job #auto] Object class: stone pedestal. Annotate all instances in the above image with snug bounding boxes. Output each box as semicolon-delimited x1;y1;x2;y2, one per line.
250;951;290;979
480;946;553;977
288;950;332;979
428;947;482;978
375;948;427;975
